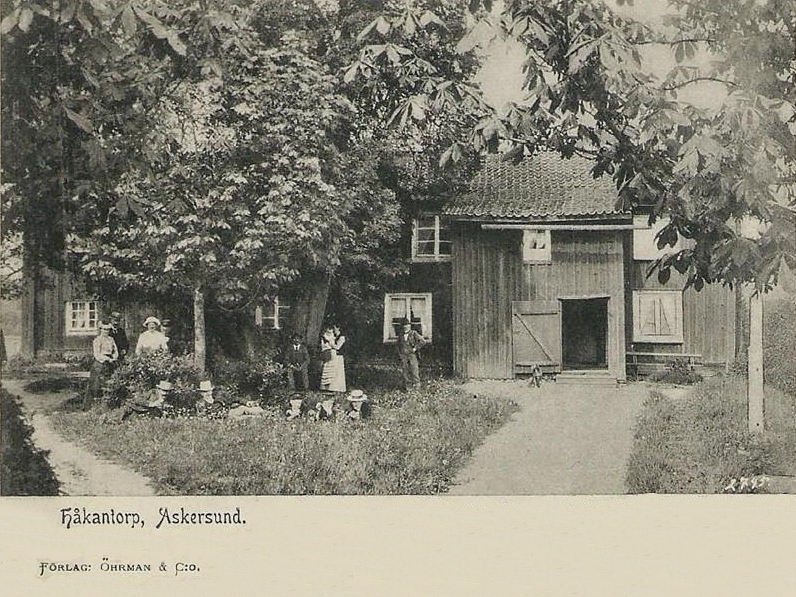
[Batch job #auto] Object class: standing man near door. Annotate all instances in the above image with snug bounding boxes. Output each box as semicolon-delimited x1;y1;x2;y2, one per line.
396;318;427;390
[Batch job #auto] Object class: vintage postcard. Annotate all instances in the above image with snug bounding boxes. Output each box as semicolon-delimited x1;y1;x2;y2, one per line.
1;0;794;594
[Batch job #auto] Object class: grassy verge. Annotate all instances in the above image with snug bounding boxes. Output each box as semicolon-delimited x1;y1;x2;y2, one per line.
1;390;60;496
48;380;517;495
627;376;795;493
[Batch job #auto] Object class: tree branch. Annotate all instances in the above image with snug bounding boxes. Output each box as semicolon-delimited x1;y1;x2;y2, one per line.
634;37;716;46
659;77;739;92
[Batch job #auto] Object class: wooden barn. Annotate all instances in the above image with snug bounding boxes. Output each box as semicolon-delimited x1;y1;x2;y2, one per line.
436;152;736;382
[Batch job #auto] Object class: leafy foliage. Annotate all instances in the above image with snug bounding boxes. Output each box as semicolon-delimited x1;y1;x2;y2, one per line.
349;0;796;291
1;389;60;496
106;351;200;407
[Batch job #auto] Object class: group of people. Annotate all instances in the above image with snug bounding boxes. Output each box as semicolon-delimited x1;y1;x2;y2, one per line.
84;313;171;409
283;325;346;393
283;318;428;393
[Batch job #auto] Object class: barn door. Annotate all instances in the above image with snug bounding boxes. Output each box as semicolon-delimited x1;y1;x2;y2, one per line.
512;300;561;375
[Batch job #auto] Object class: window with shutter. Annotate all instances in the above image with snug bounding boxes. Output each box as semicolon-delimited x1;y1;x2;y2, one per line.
632;291;683;343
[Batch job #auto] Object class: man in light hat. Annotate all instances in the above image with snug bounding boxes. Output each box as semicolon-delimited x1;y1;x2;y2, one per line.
135;316;169;355
83;322;119;410
108;311;129;361
195;380;217;415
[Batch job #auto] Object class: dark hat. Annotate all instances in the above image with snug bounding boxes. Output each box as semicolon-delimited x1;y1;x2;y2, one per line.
161;318;172;326
291;332;302;340
399;318;410;326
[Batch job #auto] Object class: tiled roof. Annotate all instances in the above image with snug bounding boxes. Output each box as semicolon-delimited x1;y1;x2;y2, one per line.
442;151;627;219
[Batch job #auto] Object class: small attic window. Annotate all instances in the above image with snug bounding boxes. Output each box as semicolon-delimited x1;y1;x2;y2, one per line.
522;230;551;263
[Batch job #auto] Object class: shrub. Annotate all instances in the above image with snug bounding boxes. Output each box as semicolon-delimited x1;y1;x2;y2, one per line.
648;370;703;385
1;390;60;496
647;357;703;385
210;352;284;404
107;352;200;408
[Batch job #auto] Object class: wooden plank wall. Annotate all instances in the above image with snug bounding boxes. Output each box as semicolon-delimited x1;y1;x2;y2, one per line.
451;225;627;379
452;224;521;378
625;242;736;364
521;230;626;379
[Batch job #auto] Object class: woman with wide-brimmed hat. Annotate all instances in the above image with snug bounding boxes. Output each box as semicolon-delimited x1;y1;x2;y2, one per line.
135;316;169;355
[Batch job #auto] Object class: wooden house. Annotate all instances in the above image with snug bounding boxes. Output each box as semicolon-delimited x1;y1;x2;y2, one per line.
391;152;735;382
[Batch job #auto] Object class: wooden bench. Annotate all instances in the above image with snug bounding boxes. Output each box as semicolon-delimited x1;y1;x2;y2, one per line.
626;352;702;380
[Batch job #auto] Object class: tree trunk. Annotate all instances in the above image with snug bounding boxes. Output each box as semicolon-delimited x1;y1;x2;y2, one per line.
194;283;206;374
289;271;331;349
747;292;764;434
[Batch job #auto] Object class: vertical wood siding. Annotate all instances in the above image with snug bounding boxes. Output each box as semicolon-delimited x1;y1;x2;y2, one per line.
452;225;626;379
626;256;736;364
452;224;521;378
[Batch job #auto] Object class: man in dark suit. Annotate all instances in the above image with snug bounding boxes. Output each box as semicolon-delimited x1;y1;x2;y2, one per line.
109;311;129;362
396;318;427;390
284;333;310;391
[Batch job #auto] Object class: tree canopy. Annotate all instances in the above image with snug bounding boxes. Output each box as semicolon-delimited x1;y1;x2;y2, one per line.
349;0;796;291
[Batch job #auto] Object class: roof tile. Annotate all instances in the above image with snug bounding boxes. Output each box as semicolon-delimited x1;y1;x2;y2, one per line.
442;152;626;219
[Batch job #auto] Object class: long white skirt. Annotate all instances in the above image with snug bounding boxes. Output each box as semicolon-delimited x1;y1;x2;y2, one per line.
321;354;346;392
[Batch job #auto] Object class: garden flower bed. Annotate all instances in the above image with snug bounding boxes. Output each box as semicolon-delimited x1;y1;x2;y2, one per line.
48;379;518;495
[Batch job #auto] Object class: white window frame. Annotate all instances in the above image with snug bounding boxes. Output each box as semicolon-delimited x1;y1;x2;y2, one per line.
255;297;291;330
522;229;551;263
411;216;452;262
633;215;685;260
632;290;684;343
65;300;99;336
383;293;432;343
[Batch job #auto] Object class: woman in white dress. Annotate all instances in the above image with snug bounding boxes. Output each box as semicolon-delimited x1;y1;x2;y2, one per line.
135;316;169;355
319;326;346;392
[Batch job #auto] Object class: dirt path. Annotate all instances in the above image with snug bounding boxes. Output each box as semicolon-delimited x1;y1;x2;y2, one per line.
2;378;156;496
448;380;648;495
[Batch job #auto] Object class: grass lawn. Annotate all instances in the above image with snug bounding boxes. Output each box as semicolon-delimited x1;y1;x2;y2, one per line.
626;375;796;494
48;378;518;495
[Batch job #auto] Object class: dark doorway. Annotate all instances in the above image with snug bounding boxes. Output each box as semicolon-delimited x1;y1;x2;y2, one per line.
561;298;608;370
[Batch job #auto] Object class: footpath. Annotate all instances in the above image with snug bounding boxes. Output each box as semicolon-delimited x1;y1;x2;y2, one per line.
448;379;646;495
2;378;156;496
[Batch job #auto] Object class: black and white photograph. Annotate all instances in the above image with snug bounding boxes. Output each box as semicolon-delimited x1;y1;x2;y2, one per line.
0;0;794;592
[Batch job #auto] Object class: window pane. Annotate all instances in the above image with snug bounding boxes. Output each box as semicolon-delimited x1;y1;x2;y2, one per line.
416;241;436;256
390;297;407;319
438;240;452;255
416;217;436;229
417;229;436;242
410;297;426;334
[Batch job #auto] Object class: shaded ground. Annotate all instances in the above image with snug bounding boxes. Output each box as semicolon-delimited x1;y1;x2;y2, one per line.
448;380;647;495
1;378;155;496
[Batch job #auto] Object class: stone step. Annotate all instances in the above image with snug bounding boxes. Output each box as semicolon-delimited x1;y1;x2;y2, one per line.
555;374;618;387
